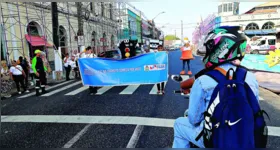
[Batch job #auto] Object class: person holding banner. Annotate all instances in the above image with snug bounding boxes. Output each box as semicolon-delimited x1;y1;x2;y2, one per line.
80;46;98;94
155;45;167;95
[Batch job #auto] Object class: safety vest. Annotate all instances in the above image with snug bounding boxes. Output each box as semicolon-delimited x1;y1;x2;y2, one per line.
180;46;194;60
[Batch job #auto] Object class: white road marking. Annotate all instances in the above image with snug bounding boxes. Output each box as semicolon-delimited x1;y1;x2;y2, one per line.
181;75;189;81
120;85;140;95
18;80;73;98
63;124;92;148
3;115;279;137
259;96;264;101
149;75;169;95
42;81;82;97
65;86;89;96
126;125;144;148
95;86;113;95
149;82;167;95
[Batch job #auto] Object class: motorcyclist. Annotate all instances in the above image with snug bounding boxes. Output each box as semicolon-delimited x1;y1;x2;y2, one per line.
172;26;260;148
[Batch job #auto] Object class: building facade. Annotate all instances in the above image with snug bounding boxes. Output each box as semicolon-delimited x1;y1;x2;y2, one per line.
0;2;118;63
192;2;280;51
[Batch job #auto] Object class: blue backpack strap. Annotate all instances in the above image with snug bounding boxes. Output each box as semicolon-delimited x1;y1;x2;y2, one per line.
205;69;227;84
235;67;247;82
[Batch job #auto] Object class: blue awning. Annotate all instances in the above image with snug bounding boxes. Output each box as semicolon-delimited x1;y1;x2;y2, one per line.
244;29;277;35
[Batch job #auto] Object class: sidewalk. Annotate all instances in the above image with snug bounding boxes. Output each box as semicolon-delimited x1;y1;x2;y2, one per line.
253;71;280;94
1;73;68;99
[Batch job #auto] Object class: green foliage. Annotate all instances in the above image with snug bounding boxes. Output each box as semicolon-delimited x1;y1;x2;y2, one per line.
164;35;180;40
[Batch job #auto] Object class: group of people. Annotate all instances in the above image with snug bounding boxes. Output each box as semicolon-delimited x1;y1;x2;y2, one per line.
0;50;51;97
64;46;99;94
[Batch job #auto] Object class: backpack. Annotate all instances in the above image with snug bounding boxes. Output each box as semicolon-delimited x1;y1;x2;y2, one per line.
195;67;269;148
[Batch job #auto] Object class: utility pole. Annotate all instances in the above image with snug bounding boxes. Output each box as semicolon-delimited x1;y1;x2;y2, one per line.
174;30;176;39
51;2;59;50
76;2;84;52
140;11;143;44
181;20;183;44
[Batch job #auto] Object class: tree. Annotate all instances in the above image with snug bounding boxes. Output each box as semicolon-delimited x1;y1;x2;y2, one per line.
164;35;180;41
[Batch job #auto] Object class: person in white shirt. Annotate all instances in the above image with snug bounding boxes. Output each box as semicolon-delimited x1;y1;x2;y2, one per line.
63;53;71;81
80;46;98;95
29;59;35;86
9;60;29;94
69;56;79;79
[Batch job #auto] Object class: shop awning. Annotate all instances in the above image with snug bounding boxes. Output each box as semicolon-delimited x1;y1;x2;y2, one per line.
25;34;53;47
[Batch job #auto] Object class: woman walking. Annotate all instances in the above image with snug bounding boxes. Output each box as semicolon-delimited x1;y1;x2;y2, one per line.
10;60;28;94
1;60;13;98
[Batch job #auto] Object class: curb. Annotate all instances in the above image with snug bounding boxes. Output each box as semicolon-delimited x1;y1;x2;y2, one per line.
259;87;280;111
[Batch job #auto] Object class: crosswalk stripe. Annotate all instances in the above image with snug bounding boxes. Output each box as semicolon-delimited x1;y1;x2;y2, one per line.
149;82;167;95
120;85;140;95
95;86;113;95
149;75;169;95
2;115;280;137
42;81;82;97
65;86;89;96
18;80;73;98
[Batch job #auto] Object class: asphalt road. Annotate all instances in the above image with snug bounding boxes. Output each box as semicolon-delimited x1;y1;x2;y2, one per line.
1;50;280;148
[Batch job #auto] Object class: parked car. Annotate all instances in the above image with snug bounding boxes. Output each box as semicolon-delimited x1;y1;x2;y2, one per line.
98;49;122;59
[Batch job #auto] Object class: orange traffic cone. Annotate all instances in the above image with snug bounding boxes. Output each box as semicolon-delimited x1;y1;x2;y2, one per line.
180;70;186;75
187;71;192;75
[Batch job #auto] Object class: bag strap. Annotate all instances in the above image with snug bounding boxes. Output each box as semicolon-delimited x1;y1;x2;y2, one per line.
205;68;227;83
15;66;25;75
235;67;247;82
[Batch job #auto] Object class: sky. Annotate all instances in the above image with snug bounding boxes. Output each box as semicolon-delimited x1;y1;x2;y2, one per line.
130;0;264;40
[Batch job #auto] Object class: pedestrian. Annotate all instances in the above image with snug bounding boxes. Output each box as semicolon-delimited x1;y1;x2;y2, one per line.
180;41;194;75
69;56;78;79
80;46;98;95
32;49;48;96
29;58;35;86
41;52;52;83
63;53;71;81
155;45;167;95
1;60;13;98
10;60;28;94
18;56;29;89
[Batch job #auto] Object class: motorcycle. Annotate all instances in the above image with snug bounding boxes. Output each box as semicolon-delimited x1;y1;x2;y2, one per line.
171;74;200;148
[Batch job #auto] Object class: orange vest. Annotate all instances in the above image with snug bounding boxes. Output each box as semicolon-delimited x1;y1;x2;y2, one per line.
180;46;194;60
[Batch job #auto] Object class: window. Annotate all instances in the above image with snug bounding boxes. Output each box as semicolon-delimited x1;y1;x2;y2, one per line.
1;41;5;61
223;4;227;12
245;23;259;30
27;22;40;36
258;40;266;46
90;2;93;11
268;39;276;45
228;3;233;11
101;2;104;17
109;4;113;19
262;22;275;29
218;5;222;13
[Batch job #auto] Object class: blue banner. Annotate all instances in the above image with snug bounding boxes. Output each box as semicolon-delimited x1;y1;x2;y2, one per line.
241;54;280;73
78;52;168;86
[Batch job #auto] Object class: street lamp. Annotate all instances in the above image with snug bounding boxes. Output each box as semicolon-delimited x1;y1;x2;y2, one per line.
152;11;165;39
